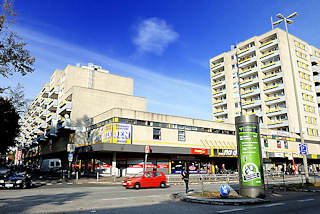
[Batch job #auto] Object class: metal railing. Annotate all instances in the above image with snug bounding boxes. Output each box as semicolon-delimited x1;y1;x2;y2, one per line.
166;174;238;184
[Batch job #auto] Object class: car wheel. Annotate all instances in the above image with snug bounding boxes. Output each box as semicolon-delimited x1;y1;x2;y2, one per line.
134;183;140;189
160;181;166;188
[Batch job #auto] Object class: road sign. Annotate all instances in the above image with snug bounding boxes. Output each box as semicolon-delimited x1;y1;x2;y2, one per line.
299;143;307;155
145;146;150;154
68;153;73;162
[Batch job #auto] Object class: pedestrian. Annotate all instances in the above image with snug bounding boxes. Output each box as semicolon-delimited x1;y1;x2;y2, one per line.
181;167;190;193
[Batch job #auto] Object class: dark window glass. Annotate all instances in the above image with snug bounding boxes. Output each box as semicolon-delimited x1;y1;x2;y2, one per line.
153;128;161;140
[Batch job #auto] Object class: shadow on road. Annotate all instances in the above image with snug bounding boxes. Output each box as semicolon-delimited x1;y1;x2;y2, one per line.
0;191;89;213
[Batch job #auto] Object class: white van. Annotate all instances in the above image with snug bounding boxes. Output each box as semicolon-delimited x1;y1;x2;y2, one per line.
40;159;62;172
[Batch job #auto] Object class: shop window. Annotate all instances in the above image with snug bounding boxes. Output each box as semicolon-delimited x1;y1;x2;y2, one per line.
153;128;161;140
178;130;186;141
136;120;146;126
264;139;268;147
277;140;281;148
284;141;288;149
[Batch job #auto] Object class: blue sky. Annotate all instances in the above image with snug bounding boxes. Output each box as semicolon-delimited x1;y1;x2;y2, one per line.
1;0;320;121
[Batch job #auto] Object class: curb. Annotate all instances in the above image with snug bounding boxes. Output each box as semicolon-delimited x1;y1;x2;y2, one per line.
171;192;269;205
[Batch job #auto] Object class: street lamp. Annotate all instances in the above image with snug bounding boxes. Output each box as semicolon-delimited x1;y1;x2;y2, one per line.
272;12;310;183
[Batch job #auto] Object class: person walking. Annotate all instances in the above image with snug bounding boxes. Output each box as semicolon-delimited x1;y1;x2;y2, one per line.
181;167;190;193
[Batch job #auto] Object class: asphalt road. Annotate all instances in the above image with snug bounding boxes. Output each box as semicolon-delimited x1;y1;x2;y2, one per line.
0;183;320;214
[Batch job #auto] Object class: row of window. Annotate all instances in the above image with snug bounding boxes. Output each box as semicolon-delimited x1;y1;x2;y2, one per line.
294;40;307;51
305;116;318;125
299;71;311;81
296;51;307;60
297;61;309;70
263;139;288;149
303;104;316;113
302;93;314;102
307;128;319;136
300;82;313;92
88;117;235;136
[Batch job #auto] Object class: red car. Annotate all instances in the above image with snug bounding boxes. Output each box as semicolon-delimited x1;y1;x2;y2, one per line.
122;171;167;189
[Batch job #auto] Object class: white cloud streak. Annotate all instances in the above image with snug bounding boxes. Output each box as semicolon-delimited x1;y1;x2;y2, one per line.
132;17;179;55
5;25;212;120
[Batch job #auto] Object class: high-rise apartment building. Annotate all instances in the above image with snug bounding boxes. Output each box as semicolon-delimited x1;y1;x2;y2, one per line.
210;28;320;141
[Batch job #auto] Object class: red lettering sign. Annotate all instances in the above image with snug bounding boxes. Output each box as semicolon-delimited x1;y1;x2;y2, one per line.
191;148;208;155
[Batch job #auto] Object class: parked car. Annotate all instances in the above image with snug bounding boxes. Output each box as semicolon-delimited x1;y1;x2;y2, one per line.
0;171;32;189
0;166;11;176
40;159;61;172
122;171;167;189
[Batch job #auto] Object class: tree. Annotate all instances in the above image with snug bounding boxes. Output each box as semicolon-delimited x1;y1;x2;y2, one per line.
5;83;31;114
0;96;20;155
0;0;35;78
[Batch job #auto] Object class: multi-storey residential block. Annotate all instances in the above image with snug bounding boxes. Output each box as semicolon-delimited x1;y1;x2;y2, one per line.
210;28;320;142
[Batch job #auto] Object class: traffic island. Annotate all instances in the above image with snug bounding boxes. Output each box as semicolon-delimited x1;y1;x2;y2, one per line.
171;191;269;205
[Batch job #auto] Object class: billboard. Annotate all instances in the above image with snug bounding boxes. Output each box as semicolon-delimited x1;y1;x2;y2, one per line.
103;123;132;144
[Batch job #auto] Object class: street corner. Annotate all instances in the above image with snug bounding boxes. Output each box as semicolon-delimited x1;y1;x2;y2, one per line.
171;191;269;206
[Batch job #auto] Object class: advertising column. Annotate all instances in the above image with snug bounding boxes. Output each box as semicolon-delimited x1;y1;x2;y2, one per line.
235;115;264;198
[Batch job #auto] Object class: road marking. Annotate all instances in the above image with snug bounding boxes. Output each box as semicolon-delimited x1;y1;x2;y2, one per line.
46;183;52;186
297;198;314;202
67;183;73;185
263;202;285;207
217;208;244;213
102;195;162;201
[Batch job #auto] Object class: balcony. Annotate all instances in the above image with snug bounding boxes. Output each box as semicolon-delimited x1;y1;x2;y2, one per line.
243;110;262;117
40;98;49;107
238;56;257;68
211;62;224;71
48;86;59;99
214;118;228;123
260;50;280;62
213;109;228;117
266;108;287;117
263;72;283;83
240;77;259;88
242;100;262;109
39;109;48;119
237;46;256;58
239;67;258;78
315;86;320;93
314;75;320;83
211;71;225;79
267;120;289;129
260;61;281;72
312;65;320;73
58;101;72;115
263;84;284;94
311;55;320;62
47;99;58;111
259;39;278;51
213;99;227;107
265;95;286;105
212;89;226;98
46;113;57;124
39;122;48;130
40;87;49;98
241;88;260;98
212;79;225;89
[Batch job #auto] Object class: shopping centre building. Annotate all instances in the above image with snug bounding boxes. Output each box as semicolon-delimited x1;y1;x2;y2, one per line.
17;28;320;176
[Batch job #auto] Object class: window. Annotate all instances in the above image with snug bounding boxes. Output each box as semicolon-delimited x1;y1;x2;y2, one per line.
144;172;153;178
264;139;268;147
50;162;54;167
277;140;281;148
153;171;162;177
178;130;186;141
153;128;161;140
231;55;234;60
284;141;288;149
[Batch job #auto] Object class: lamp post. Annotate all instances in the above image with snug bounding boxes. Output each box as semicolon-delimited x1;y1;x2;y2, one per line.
272;12;310;183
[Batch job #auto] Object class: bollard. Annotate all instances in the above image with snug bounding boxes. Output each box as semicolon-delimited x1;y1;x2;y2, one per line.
76;171;79;180
200;175;204;196
97;171;99;182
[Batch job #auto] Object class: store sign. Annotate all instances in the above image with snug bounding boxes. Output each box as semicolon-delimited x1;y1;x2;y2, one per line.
274;152;285;158
210;149;237;157
238;125;263;187
191;148;208;155
103;123;132;144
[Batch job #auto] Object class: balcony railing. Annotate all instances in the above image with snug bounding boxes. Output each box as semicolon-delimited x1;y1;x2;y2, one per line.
259;39;278;51
267;120;289;128
238;56;256;68
48;86;59;99
263;84;284;94
239;67;258;78
211;62;224;70
261;61;281;72
47;99;58;111
266;108;287;117
260;50;280;62
242;100;262;109
237;46;256;58
265;95;286;105
211;71;224;79
213;109;228;117
263;72;283;83
58;101;72;115
241;88;260;98
212;89;226;98
213;99;227;107
212;79;225;88
240;77;259;88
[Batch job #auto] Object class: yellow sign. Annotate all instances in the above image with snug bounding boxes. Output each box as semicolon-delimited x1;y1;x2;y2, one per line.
103;123;132;144
312;154;317;159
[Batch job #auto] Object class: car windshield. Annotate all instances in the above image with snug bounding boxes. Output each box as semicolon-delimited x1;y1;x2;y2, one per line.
132;172;144;178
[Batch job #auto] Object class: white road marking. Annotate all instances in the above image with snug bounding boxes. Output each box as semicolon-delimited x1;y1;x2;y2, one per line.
102;195;162;201
217;208;244;213
263;202;285;207
67;183;73;185
46;183;52;186
297;198;314;202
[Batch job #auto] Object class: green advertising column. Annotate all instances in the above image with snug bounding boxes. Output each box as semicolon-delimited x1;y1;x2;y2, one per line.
235;115;265;198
